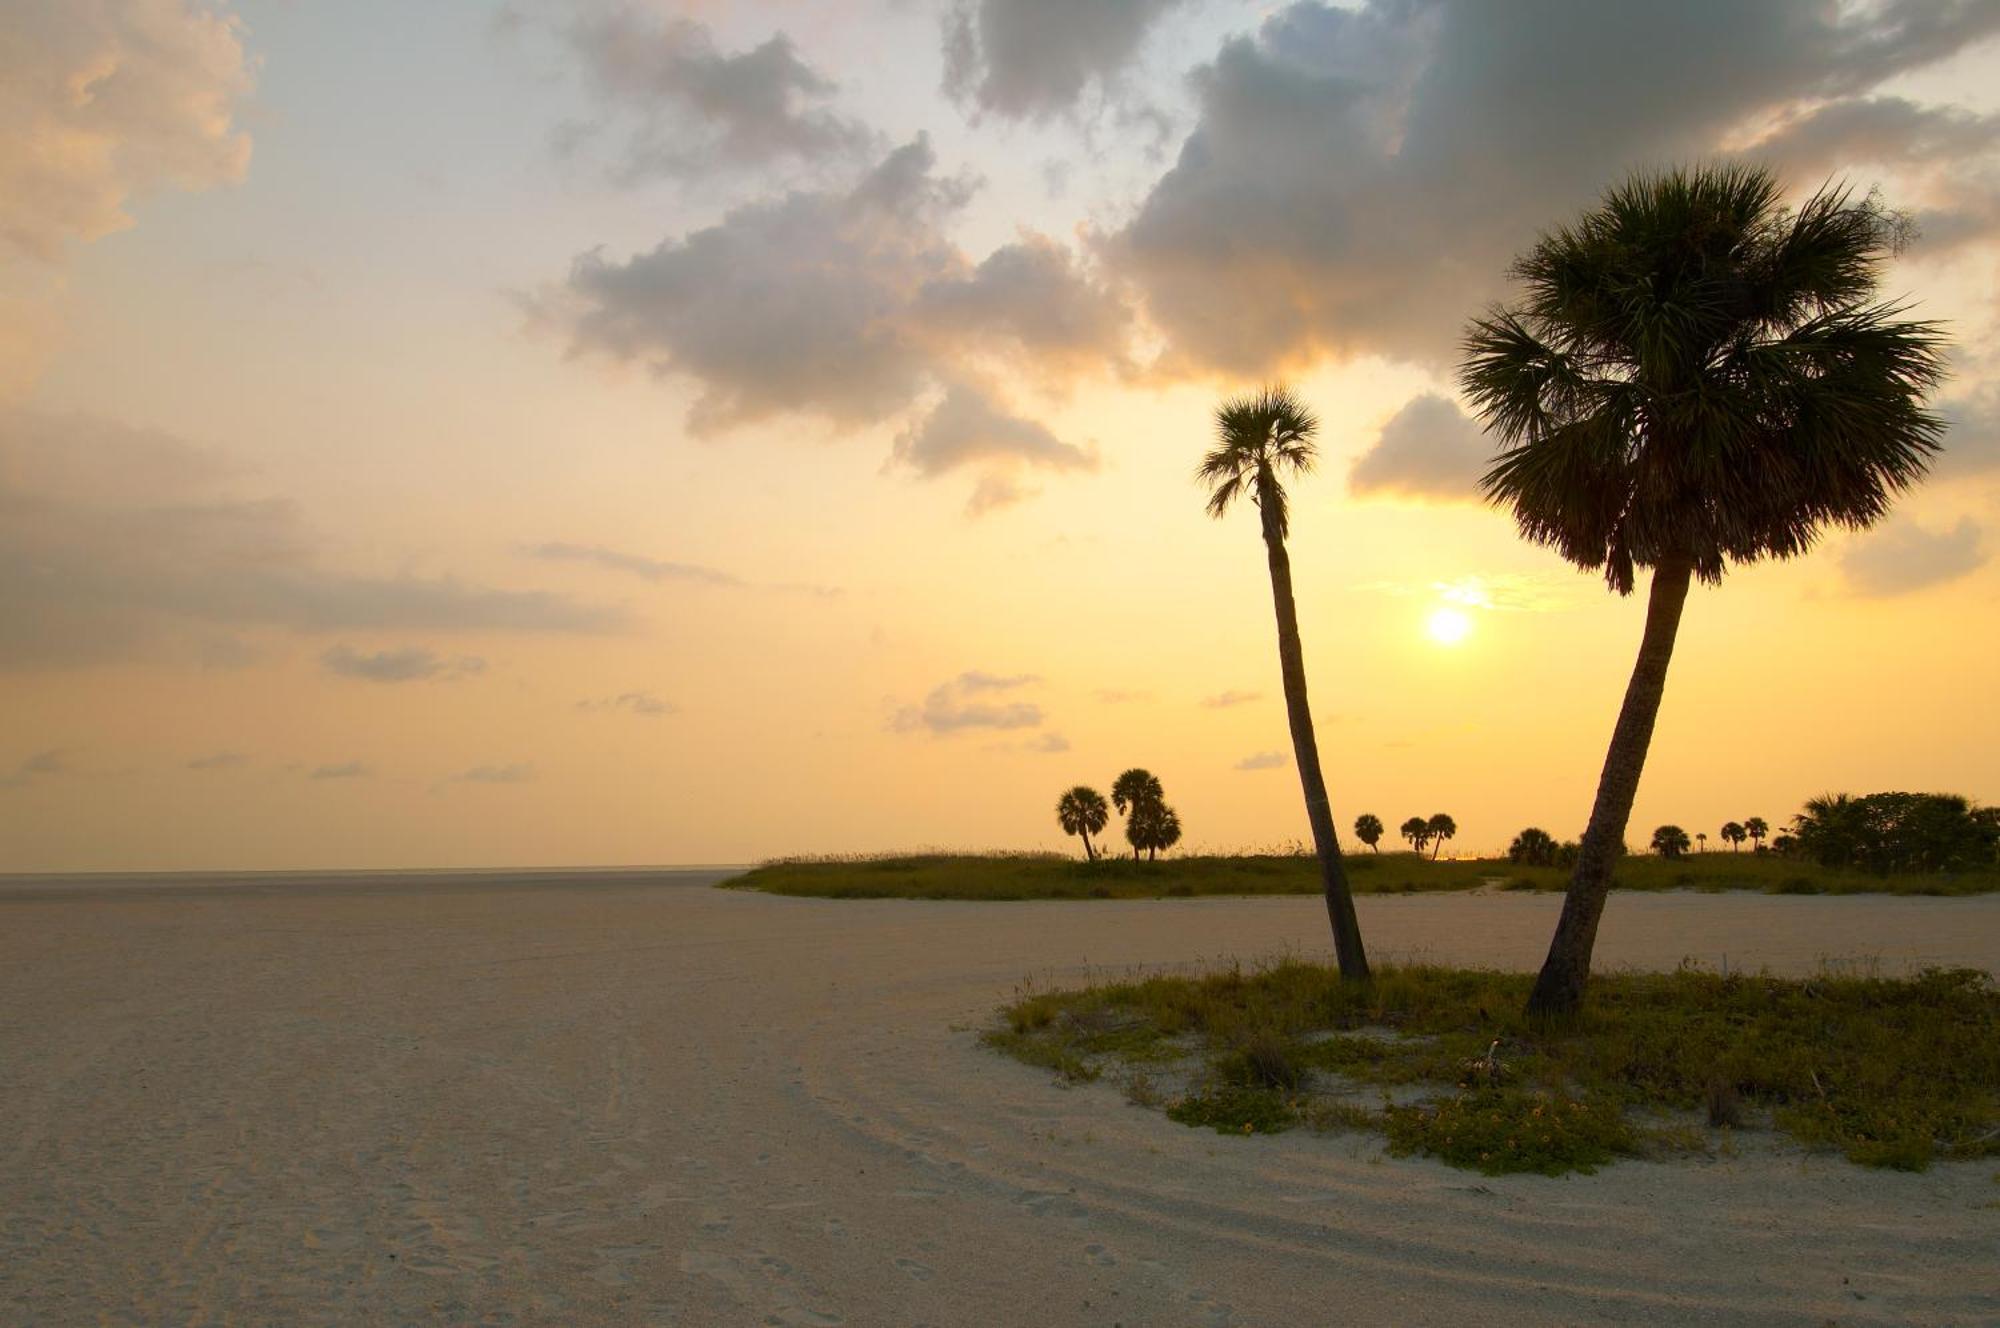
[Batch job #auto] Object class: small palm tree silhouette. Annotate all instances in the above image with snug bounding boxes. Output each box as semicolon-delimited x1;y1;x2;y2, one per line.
1056;786;1109;862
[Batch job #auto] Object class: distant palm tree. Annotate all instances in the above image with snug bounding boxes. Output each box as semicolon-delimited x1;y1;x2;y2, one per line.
1199;385;1369;980
1111;768;1163;860
1353;813;1384;853
1652;825;1692;859
1462;165;1947;1015
1426;813;1457;860
1509;827;1557;866
1400;815;1430;854
1056;786;1109;861
1696;832;1708;853
1720;821;1747;852
1131;803;1182;860
1744;816;1769;852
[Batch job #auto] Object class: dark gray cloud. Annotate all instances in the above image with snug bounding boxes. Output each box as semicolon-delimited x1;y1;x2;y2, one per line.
891;671;1044;734
560;8;870;178
447;763;537;785
1349;393;1489;501
320;645;485;683
1200;689;1261;709
0;408;626;671
912;236;1132;371
1841;516;1987;595
578;690;675;717
309;762;371;781
1938;384;2000;474
943;0;1187;120
550;138;967;433
0;749;70;789
891;382;1096;481
1234;751;1287;771
542;137;1126;506
1114;0;2000;372
524;541;741;587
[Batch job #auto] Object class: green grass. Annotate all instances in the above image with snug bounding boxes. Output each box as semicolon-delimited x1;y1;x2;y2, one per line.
724;850;2000;900
986;961;2000;1176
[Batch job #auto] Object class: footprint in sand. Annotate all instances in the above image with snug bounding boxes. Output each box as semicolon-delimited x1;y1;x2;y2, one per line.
1083;1242;1117;1267
894;1257;934;1282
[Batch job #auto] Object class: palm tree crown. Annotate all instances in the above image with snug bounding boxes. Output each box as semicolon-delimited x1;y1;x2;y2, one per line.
1056;786;1109;860
1110;768;1162;817
1463;165;1947;596
1197;385;1319;542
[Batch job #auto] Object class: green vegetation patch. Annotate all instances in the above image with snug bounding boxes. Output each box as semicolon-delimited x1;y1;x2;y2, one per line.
724;852;2000;900
986;961;2000;1175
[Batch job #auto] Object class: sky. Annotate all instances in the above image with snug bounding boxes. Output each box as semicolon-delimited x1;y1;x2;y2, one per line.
3;0;1998;871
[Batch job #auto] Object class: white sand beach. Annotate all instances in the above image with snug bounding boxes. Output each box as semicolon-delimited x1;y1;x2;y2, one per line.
2;875;1996;1326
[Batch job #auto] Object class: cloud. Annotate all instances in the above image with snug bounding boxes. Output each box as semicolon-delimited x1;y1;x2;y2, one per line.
1113;0;2000;373
1349;394;1490;501
1937;384;2000;475
447;763;537;785
320;645;485;683
0;408;628;671
0;749;71;789
1024;731;1071;754
523;541;741;587
309;762;371;781
1841;516;1987;596
1234;751;1287;771
1201;689;1262;709
1;0;255;263
942;0;1187;120
559;8;871;179
891;382;1097;479
891;670;1044;734
186;751;247;770
540;136;1125;508
578;690;675;717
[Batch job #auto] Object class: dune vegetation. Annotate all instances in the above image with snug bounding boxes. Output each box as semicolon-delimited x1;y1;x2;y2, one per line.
986;959;2000;1175
722;848;2000;901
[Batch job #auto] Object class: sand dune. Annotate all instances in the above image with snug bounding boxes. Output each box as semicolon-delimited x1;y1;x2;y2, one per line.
2;875;1995;1325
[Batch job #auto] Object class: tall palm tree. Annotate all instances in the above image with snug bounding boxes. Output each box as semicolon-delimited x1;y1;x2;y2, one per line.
1425;812;1457;860
1696;832;1709;853
1198;386;1368;980
1111;768;1164;860
1462;165;1946;1015
1399;816;1430;854
1353;813;1384;853
1720;821;1746;852
1056;786;1109;861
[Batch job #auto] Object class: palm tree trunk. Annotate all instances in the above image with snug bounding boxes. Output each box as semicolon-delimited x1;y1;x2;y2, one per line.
1261;512;1369;981
1527;557;1694;1017
1080;831;1094;862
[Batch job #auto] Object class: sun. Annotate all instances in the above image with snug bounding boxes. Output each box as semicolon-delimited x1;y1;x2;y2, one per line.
1426;606;1473;646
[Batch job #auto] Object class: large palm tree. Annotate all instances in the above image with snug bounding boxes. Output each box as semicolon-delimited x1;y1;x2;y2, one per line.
1425;813;1457;860
1744;816;1770;851
1199;386;1368;980
1056;786;1109;861
1461;165;1947;1015
1720;821;1746;852
1353;813;1384;853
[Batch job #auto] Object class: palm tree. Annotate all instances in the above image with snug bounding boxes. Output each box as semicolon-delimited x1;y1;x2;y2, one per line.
1720;821;1747;852
1199;385;1369;980
1137;803;1183;860
1744;816;1769;851
1056;786;1109;861
1399;816;1430;854
1426;813;1457;860
1461;166;1946;1016
1509;827;1557;866
1696;832;1708;853
1651;825;1692;859
1111;768;1163;860
1353;813;1384;853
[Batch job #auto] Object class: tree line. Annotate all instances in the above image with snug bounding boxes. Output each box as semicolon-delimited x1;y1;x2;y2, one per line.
1063;164;1952;1016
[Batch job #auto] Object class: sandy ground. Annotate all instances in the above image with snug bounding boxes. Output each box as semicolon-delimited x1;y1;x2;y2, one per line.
1;874;1996;1327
